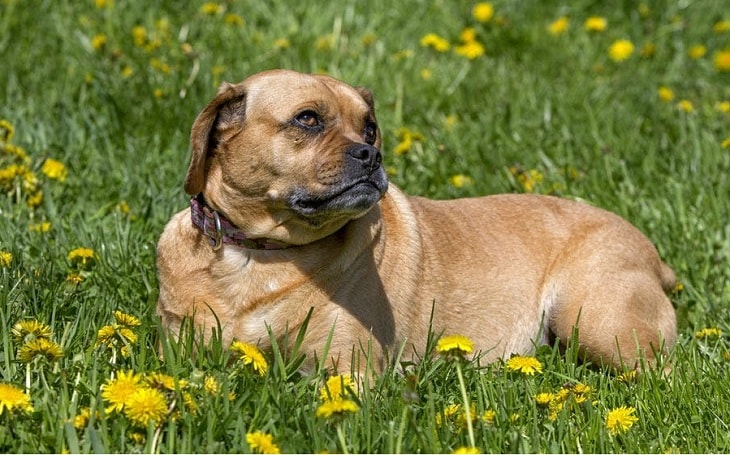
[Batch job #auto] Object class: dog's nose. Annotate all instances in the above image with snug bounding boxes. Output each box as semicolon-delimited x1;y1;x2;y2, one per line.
346;143;382;172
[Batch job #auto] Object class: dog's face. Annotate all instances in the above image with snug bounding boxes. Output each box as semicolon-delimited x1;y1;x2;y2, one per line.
184;70;388;245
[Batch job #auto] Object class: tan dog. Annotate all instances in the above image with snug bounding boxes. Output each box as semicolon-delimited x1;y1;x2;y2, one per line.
156;69;677;374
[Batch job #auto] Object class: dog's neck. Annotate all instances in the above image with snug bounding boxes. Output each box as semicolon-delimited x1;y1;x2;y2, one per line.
190;194;291;250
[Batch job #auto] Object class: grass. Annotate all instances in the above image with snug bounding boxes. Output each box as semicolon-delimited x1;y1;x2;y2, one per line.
1;0;729;452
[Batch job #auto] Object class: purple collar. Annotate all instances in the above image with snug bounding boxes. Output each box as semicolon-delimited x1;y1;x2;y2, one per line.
190;194;291;250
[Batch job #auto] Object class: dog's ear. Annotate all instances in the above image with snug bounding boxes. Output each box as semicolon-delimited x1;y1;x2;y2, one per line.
184;82;247;195
355;86;375;110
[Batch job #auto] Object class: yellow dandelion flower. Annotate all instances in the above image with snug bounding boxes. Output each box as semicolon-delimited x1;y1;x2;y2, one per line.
453;447;480;454
0;251;12;268
449;174;473;188
584;16;607;32
420;33;450;52
225;13;244;26
11;320;52;344
274;38;290;49
26;190;43;208
230;341;268;376
454;40;485;60
572;383;592;395
436;334;474;356
123;387;168;427
315;399;360;418
73;407;92;430
29;221;51;233
657;86;675;103
203;375;219;395
200;2;221;15
17;338;63;363
121;66;134;78
472;2;494;23
420;69;432;80
688;45;707;59
319;374;356;402
0;119;14;143
716;101;730;114
460;27;477;43
95;0;112;8
535;392;554;406
714;20;730;33
131;26;147;47
66;273;84;285
695;327;723;339
114;310;141;327
644;43;656;58
96;325;116;345
0;383;33;415
246;431;281;454
41;158;67;181
677;99;694;113
435;403;461;426
548;16;569;36
505;355;543;375
721;138;730;149
481;409;496;424
316;34;334;51
714;50;730;72
68;247;96;268
91;34;107;51
101;370;142;413
145;372;185;391
608;39;634;62
605;406;638;435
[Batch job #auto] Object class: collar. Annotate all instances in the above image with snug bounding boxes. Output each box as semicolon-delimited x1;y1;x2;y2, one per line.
190;194;291;250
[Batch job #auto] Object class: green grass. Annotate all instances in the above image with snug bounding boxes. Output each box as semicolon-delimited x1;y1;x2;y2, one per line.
1;0;730;452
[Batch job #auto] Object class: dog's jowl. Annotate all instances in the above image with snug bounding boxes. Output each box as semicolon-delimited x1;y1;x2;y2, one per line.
156;69;677;374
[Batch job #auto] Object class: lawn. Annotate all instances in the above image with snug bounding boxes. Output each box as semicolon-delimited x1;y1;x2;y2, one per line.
1;0;730;452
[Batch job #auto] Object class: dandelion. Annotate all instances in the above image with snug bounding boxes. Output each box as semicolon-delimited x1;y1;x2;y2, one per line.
225;13;244;26
91;34;107;51
230;341;268;376
26;190;43;208
66;273;84;284
131;26;147;47
114;310;141;327
0;383;33;415
436;334;474;357
608;39;634;62
548;16;569;36
41;158;67;181
677;99;694;113
0;251;12;267
716;101;730;114
246;431;281;454
0;119;14;142
420;33;450;52
714;20;730;33
121;66;134;78
320;374;356;402
505;355;543;375
11;320;52;343
617;370;637;384
435;403;461;426
535;392;555;406
68;247;96;268
394;127;424;155
273;38;290;49
73;407;93;430
695;327;723;339
584;16;607;32
640;42;656;57
688;45;707;59
95;0;112;8
454;41;485;60
421;69;432;80
17;338;63;363
606;406;639;435
714;50;730;72
123;387;169;427
145;372;186;392
315;399;360;418
657;86;675;103
200;2;221;15
203;375;219;395
449;174;473;188
453;446;480;454
472;3;494;23
29;221;51;233
721;138;730;149
101;370;142;413
481;409;496;424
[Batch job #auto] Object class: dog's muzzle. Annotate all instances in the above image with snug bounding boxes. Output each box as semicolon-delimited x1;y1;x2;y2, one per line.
288;143;388;220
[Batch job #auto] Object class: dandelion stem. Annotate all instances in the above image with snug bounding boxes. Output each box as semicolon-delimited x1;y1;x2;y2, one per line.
336;423;350;455
455;361;475;448
394;405;408;454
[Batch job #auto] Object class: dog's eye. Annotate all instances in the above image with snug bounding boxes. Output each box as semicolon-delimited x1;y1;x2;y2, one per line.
364;121;378;145
294;110;321;129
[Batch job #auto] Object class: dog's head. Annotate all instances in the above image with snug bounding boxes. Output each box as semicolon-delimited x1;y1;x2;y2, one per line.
185;70;388;245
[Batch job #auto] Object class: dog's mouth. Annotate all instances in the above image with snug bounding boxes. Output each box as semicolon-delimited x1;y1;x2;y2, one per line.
288;171;388;220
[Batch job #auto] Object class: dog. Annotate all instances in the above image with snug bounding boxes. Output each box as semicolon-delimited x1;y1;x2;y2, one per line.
156;69;677;374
